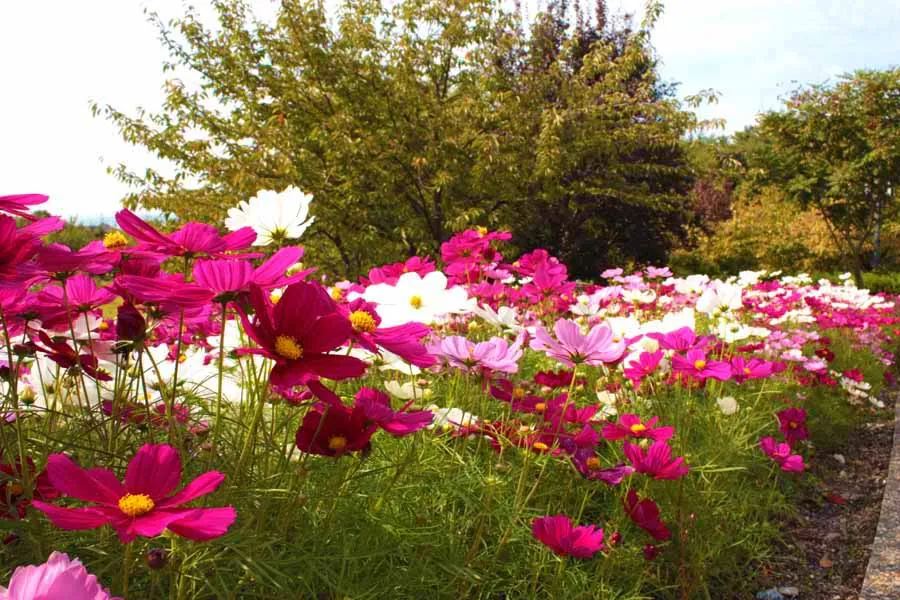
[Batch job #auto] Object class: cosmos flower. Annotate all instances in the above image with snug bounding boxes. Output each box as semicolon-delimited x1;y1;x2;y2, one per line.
776;407;809;445
0;551;121;600
601;414;673;442
32;444;236;543
671;349;731;382
237;282;367;390
115;209;257;258
361;271;473;327
295;402;377;456
530;319;626;367
225;187;316;246
759;437;805;472
622;489;671;541
623;441;689;480
531;515;606;558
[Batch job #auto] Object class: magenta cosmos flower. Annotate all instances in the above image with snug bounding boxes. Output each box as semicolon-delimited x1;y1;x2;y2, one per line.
0;551;120;600
0;193;48;220
115;209;257;258
671;348;731;382
623;441;689;480
530;319;625;367
32;444;236;543
531;515;606;558
759;437;805;472
623;350;663;387
238;282;368;390
623;489;671;541
341;298;435;369
602;414;673;442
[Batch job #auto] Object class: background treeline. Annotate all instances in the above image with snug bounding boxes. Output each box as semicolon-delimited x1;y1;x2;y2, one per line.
85;0;899;285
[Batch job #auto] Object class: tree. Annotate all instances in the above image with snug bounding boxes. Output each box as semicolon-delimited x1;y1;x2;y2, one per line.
752;69;900;285
96;0;700;278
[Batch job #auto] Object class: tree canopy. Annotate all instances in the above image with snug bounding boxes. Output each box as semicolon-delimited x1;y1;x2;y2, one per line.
96;0;700;277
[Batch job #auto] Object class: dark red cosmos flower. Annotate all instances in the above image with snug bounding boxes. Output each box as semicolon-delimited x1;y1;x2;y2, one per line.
295;402;377;457
33;330;112;382
353;388;433;436
237;282;367;389
0;454;59;519
777;407;809;445
531;515;605;558
115;209;258;259
623;489;671;541
533;369;578;388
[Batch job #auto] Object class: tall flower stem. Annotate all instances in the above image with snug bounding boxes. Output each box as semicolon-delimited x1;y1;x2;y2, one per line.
212;302;228;446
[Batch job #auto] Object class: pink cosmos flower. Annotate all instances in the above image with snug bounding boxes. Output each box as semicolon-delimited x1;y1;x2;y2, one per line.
32;444;236;543
530;319;625;367
729;356;774;384
671;348;731;382
0;216;43;288
0;193;48;220
430;335;523;374
623;489;671;541
777;407;809;445
531;515;606;558
601;414;673;442
0;551;121;600
623;441;689;480
623;351;664;387
759;436;805;472
569;450;634;485
115;209;258;258
645;266;672;278
36;274;115;329
36;242;118;278
192;247;312;301
646;327;709;351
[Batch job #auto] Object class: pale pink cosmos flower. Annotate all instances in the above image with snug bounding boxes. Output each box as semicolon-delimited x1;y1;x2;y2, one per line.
530;319;626;367
0;551;120;600
429;335;523;374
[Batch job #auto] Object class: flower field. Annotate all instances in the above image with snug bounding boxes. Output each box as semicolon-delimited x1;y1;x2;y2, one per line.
0;190;897;599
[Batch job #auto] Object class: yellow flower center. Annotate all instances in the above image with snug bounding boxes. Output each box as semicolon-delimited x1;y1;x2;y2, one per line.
177;354;187;364
103;230;129;250
585;457;601;470
743;367;751;375
274;335;303;360
789;422;798;429
476;226;488;236
534;402;547;412
349;310;377;334
409;295;423;309
8;483;24;497
270;290;283;304
118;493;155;517
512;387;526;401
630;423;647;434
98;321;109;331
330;287;343;301
328;436;348;451
693;359;707;370
532;442;549;451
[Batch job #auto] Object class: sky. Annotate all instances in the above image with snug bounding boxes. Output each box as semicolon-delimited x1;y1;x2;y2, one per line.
1;0;898;221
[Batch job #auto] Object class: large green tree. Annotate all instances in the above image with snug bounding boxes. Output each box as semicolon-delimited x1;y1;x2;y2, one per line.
97;0;699;277
751;69;900;285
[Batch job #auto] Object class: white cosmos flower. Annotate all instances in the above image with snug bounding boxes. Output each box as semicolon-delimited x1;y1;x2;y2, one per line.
696;282;743;316
385;380;418;400
361;271;474;327
225;186;315;246
473;304;523;333
427;405;478;430
716;396;739;415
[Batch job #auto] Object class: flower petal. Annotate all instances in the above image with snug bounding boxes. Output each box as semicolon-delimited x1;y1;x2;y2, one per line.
31;501;113;530
124;444;182;500
45;454;123;505
157;471;225;509
165;507;237;541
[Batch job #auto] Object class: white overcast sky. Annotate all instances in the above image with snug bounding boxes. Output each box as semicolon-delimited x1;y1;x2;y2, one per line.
1;0;899;221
